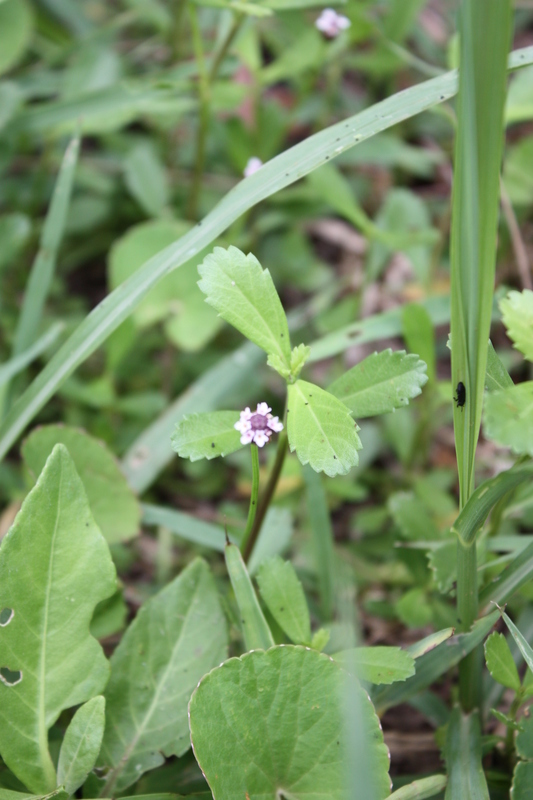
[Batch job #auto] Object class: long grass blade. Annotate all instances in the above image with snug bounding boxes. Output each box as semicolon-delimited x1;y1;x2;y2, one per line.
0;47;531;461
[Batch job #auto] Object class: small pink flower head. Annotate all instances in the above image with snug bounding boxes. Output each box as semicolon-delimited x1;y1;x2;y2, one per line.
315;8;351;38
244;157;263;177
235;402;284;447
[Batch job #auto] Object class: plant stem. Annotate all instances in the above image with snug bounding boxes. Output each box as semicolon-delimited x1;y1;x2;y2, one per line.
243;430;288;563
239;444;260;556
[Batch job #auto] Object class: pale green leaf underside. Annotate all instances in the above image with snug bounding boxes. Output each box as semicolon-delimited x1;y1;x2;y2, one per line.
22;425;140;544
189;646;391;800
484;632;521;692
57;696;106;795
334;647;415;685
0;445;116;794
198;246;291;366
287;380;361;477
171;411;242;461
500;289;533;362
328;349;428;418
484;383;533;456
100;558;227;794
256;557;311;645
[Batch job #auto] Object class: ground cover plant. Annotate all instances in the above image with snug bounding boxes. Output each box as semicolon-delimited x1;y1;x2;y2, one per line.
2;0;533;798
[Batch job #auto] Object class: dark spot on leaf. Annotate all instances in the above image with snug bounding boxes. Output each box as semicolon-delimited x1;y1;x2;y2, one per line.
0;667;22;686
305;402;309;406
211;442;215;448
333;455;337;459
280;607;284;611
0;608;13;626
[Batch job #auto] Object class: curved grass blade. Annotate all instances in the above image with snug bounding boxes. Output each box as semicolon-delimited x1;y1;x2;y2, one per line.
1;47;532;461
0;323;63;390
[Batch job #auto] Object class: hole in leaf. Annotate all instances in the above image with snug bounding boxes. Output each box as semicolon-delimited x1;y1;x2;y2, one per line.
0;667;22;686
0;608;14;626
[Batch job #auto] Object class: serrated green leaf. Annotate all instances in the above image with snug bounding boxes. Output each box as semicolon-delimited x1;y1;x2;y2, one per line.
22;425;140;544
225;543;274;652
329;349;428;418
99;558;227;794
334;647;415;685
189;646;391;800
484;383;533;456
511;761;533;800
57;696;106;795
516;714;533;760
256;557;311;644
500;289;533;362
198;246;291;367
171;411;242;461
484;632;521;691
287;380;361;477
0;445;116;794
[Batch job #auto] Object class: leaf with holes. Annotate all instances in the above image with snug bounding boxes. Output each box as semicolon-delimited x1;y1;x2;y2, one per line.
328;350;428;418
189;646;391;800
171;411;242;461
198;246;291;369
99;558;227;794
0;445;116;795
287;380;361;477
500;289;533;362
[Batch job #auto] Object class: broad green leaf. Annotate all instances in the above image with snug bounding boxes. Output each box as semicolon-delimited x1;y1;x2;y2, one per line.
198;246;291;368
500;289;533;362
287;380;361;477
0;445;116;794
506;65;533;123
256;557;311;644
22;425;140;544
124;143;169;218
484;383;533;456
225;543;274;651
171;411;242;461
511;762;533;800
444;708;489;800
504;138;533;207
334;647;415;685
2;49;533;461
501;610;533;673
396;588;432;629
516;714;533;761
328;349;428;418
57;696;106;795
189;646;391;800
0;0;32;76
388;492;440;540
99;558;227;794
485;340;513;392
483;632;521;691
90;590;127;640
389;775;447;799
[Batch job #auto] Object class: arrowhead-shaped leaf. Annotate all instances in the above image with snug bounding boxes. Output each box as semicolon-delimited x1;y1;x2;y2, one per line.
22;425;140;544
287;380;361;477
171;411;242;461
57;696;106;795
198;246;291;368
500;289;533;362
328;349;428;418
189;646;391;800
0;444;116;794
99;558;228;794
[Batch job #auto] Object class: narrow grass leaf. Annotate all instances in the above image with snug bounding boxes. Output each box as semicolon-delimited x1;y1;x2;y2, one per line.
445;708;488;799
0;324;63;390
389;775;447;800
171;411;242;461
142;504;228;550
256;557;311;644
501;610;533;672
303;465;335;619
99;558;227;795
225;543;274;651
328;349;428;418
0;445;116;794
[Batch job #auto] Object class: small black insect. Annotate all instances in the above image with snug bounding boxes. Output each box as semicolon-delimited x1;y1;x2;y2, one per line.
454;381;466;409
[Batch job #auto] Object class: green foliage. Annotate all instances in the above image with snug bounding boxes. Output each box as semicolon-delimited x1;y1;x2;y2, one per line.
22;425;140;544
256;557;311;644
189;646;391;800
198;246;291;369
57;696;106;795
500;610;533;673
484;632;521;692
0;445;116;793
0;0;33;76
499;289;533;362
171;411;242;460
484;384;533;456
123;142;169;218
334;647;415;685
224;543;274;651
99;558;227;794
328;349;428;418
445;708;488;800
287;380;361;476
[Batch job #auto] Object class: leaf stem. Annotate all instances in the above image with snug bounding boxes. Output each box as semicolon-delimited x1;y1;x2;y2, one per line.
243;430;288;563
239;444;260;556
